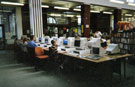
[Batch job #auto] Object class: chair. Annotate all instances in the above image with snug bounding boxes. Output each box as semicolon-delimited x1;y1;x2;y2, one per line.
27;47;36;65
48;47;61;70
35;47;49;71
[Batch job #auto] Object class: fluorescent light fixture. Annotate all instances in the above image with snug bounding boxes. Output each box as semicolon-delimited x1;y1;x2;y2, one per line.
54;6;69;10
65;15;74;17
125;14;132;16
42;5;49;8
77;15;81;18
90;10;100;13
1;1;24;6
49;14;61;17
128;3;135;6
110;0;125;4
76;6;81;8
103;11;112;14
0;10;12;12
73;9;81;11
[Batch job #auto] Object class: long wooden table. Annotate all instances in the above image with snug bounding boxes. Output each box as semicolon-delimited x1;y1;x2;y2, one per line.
60;53;133;63
42;46;134;80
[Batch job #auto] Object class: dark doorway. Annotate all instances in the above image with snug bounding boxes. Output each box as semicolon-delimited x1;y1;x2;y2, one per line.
0;24;5;50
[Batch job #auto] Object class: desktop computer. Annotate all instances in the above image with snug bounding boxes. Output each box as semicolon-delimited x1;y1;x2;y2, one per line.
44;36;51;45
63;39;68;46
91;47;106;56
106;44;120;54
51;36;58;44
74;38;88;50
67;37;75;47
58;37;65;46
39;37;42;43
87;38;101;48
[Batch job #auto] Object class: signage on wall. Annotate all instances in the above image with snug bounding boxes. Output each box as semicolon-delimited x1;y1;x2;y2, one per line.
86;24;89;28
81;25;84;33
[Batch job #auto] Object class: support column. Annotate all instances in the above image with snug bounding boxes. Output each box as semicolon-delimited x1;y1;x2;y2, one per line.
29;0;43;37
114;9;122;31
42;8;47;35
16;7;23;39
81;4;90;38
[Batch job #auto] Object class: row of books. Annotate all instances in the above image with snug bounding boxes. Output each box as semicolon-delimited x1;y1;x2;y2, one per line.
111;37;135;44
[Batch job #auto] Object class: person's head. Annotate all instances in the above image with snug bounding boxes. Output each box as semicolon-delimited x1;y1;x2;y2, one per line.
51;40;57;46
30;35;35;41
23;38;27;43
20;36;24;41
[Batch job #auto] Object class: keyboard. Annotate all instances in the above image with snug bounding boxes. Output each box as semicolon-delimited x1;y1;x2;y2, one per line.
87;55;101;60
65;46;70;48
76;48;83;50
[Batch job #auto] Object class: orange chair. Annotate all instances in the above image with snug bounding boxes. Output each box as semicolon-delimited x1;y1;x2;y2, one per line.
35;47;49;59
35;47;49;71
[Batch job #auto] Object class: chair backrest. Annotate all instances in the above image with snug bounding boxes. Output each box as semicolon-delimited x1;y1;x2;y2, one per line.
35;47;44;56
27;47;35;57
49;47;57;56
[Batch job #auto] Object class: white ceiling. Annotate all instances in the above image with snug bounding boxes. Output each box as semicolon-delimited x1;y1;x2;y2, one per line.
66;0;135;10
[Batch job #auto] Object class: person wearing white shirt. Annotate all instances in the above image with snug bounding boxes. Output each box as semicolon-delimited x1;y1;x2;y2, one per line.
95;31;102;38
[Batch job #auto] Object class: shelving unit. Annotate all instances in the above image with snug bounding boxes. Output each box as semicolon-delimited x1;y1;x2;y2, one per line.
111;29;135;54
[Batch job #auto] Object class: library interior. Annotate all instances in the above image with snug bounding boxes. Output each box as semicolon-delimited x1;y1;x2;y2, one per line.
0;0;135;87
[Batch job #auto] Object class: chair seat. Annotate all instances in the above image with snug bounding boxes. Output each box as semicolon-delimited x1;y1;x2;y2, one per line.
36;55;49;59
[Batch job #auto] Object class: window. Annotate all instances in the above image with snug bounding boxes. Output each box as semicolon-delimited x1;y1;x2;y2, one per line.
47;17;57;24
127;0;135;3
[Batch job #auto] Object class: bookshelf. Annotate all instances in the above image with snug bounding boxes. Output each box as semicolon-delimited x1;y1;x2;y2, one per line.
111;29;135;54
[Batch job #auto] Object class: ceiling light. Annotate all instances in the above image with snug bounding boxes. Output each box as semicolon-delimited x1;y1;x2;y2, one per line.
128;3;135;6
90;10;100;13
65;15;74;17
110;0;125;4
77;15;81;18
0;10;12;12
42;5;49;8
76;6;81;8
1;1;24;6
54;6;69;10
103;11;113;14
125;14;132;16
73;9;81;11
49;14;61;17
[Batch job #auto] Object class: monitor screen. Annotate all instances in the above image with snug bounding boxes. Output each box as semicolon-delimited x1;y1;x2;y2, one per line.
63;40;68;45
92;47;99;55
45;38;48;44
39;37;42;43
53;38;57;41
74;40;80;47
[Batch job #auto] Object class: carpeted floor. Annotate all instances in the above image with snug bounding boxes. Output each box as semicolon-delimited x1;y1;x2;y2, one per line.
0;50;135;87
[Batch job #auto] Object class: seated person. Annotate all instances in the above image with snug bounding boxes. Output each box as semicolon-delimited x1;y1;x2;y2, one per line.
27;35;37;48
49;40;58;57
101;36;107;49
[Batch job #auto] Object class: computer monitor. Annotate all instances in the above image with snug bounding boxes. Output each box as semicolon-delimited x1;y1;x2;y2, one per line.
51;37;58;44
74;40;80;47
80;37;88;49
106;44;120;54
91;46;106;56
58;37;65;45
44;36;51;44
52;37;58;41
39;37;42;43
63;39;68;45
92;47;99;55
45;38;48;44
67;37;75;47
88;38;101;48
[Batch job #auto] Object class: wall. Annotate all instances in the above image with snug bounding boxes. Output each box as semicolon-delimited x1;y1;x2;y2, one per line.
91;13;111;34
